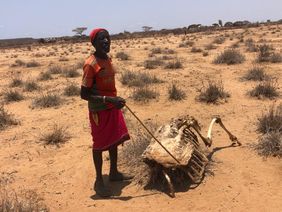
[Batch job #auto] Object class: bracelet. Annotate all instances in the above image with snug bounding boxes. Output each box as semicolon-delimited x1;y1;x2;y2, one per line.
103;96;106;103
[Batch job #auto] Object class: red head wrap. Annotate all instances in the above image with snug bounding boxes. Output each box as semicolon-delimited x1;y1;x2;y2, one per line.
89;28;107;43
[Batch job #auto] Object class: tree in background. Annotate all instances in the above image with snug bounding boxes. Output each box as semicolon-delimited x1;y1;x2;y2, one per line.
142;26;153;32
218;20;223;27
72;27;87;36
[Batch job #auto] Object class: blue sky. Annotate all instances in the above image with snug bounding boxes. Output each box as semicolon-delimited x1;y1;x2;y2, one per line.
0;0;281;39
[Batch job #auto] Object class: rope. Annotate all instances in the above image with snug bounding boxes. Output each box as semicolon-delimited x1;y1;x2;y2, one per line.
125;104;181;165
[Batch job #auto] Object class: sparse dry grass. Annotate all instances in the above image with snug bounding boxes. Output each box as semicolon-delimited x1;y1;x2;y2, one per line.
255;131;282;158
40;124;70;146
24;80;40;92
257;104;282;134
116;51;130;60
213;49;245;65
64;84;80;96
3;90;24;103
9;77;23;88
62;67;80;78
249;81;279;99
32;94;63;108
26;61;40;68
198;81;230;103
47;65;63;74
179;41;194;48
255;44;282;63
0;187;49;212
168;84;186;101
120;128;152;185
242;66;269;81
121;71;162;87
191;47;202;53
213;36;225;44
38;71;53;81
165;60;183;69
0;106;19;131
132;87;159;102
144;58;164;69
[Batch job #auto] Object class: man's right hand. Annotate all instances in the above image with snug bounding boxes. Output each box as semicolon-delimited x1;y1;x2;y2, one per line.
106;96;126;109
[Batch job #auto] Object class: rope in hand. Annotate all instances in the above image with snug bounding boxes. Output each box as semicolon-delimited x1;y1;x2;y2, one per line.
125;104;181;165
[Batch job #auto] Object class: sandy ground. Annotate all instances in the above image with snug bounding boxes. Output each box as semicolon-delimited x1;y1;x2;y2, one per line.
0;25;282;212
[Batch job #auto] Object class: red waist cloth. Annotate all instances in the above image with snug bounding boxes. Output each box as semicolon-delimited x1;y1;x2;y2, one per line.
89;107;130;151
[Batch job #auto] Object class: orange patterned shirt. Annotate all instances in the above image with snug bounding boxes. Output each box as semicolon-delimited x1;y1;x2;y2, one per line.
82;55;117;111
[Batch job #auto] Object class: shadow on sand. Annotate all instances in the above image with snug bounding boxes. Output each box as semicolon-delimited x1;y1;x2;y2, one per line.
90;175;159;201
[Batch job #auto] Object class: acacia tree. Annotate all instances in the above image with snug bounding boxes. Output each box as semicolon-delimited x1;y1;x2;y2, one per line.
218;20;223;27
72;27;87;36
142;26;153;32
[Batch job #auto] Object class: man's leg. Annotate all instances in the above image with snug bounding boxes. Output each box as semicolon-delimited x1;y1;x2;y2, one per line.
92;149;111;197
109;145;133;181
109;145;119;176
92;149;103;182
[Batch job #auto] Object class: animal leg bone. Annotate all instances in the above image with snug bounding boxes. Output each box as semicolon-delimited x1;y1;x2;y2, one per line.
210;117;242;146
188;122;212;147
162;170;175;198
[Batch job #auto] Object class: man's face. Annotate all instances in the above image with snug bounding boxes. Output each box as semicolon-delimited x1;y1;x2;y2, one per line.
94;30;111;54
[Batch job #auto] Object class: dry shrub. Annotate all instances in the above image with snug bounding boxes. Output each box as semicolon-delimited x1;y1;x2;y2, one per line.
270;53;282;63
242;66;269;81
132;87;159;102
32;94;62;108
163;48;175;54
257;104;282;134
161;55;173;60
151;47;162;54
40;124;70;146
116;51;130;60
191;47;202;53
168;84;186;101
64;84;80;96
38;72;52;81
178;41;194;48
0;188;49;212
213;49;245;65
198;81;230;103
165;60;183;69
245;38;258;52
26;61;40;68
24;80;40;92
120;127;152;185
256;44;277;62
59;57;69;62
213;36;225;44
9;77;23;87
47;65;63;74
74;60;85;70
62;67;80;78
4;90;24;103
0;106;18;131
121;71;162;87
205;43;217;50
200;51;209;58
230;42;240;49
255;131;282;158
249;81;279;99
144;58;164;69
10;59;25;67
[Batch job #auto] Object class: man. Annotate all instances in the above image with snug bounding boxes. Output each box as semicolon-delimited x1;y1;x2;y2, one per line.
81;28;132;197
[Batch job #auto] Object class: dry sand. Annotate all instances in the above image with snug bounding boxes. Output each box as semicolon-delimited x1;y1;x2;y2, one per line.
0;25;281;211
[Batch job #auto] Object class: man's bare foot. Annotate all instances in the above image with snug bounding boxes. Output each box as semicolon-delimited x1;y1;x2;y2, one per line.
94;180;112;197
109;172;134;182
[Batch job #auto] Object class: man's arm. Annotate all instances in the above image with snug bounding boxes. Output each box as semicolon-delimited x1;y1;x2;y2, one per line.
80;86;126;109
